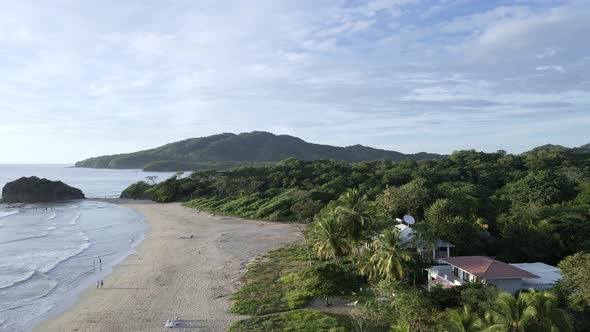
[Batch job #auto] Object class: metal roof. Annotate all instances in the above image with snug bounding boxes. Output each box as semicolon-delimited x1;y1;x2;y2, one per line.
441;256;540;280
510;262;561;285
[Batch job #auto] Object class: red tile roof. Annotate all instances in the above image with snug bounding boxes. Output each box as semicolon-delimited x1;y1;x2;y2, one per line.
440;256;539;280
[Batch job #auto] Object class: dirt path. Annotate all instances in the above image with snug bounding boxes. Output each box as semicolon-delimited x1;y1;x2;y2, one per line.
36;202;301;332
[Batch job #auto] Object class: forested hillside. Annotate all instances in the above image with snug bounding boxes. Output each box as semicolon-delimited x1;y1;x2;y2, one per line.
75;131;444;171
122;146;590;265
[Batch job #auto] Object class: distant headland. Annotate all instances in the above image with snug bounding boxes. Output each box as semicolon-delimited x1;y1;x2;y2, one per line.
74;131;445;171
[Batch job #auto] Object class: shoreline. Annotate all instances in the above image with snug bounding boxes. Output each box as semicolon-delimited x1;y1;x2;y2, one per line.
0;200;147;332
30;215;147;331
35;201;301;331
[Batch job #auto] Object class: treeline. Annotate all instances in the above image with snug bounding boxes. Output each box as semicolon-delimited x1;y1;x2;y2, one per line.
122;147;590;265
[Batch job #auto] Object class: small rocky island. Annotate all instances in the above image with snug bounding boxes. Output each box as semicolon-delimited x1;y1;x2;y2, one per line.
1;176;85;203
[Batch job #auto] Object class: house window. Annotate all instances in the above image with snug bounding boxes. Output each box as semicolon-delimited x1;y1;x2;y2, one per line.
453;266;459;276
462;272;470;282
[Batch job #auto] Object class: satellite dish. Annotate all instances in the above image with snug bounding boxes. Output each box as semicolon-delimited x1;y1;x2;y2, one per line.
403;215;415;225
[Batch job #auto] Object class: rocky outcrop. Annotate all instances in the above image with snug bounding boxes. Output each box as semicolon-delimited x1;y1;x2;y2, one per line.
1;176;85;203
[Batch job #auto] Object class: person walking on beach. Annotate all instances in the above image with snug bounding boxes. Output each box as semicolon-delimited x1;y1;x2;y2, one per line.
96;281;99;288
100;280;104;288
99;258;102;265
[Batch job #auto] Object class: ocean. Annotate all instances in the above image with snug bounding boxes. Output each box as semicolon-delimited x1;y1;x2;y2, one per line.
0;165;176;331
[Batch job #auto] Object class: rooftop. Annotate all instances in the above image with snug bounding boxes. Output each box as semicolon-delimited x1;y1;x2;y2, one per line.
440;256;540;280
395;224;455;248
510;262;561;285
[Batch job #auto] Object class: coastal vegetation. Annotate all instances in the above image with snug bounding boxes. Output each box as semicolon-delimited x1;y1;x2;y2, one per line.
123;146;590;263
121;144;590;330
75;131;443;171
228;309;354;332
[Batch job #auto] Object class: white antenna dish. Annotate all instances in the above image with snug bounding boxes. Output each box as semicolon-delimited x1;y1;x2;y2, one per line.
403;215;415;225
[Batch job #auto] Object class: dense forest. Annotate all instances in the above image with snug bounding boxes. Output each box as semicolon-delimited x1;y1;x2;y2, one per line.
75;131;443;171
122;145;590;330
123;145;590;265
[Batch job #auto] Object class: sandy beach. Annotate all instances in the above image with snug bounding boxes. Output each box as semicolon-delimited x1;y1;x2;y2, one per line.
35;202;301;332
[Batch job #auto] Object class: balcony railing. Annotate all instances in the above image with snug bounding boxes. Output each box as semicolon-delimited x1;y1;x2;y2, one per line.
427;265;466;289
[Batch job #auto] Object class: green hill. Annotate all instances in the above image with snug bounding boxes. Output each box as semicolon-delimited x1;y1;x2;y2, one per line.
75;131;444;171
573;143;590;153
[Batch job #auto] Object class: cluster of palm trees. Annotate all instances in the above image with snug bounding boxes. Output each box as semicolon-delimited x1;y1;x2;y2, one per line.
442;289;572;332
309;188;415;282
307;189;574;332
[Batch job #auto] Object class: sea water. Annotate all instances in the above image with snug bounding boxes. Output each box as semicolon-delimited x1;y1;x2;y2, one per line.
0;164;176;198
0;165;176;331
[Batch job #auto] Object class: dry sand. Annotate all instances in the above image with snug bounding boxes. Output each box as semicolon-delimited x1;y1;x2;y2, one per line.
35;202;302;332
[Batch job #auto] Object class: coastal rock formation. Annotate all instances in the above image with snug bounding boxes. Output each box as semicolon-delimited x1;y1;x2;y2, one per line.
1;176;85;203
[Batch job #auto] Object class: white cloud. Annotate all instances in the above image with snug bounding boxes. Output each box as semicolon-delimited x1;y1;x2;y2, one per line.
536;65;566;73
0;0;588;162
536;47;557;59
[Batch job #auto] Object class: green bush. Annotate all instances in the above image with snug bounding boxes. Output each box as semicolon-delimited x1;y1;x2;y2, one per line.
119;181;153;199
228;309;352;332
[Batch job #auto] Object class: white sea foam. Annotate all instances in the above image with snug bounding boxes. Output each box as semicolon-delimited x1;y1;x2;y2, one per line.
69;211;81;225
0;210;19;219
0;267;36;290
0;273;58;312
0;233;49;245
38;242;91;274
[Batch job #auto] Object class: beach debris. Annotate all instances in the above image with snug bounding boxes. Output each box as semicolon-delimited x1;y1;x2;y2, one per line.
346;300;359;306
164;316;181;328
177;234;195;239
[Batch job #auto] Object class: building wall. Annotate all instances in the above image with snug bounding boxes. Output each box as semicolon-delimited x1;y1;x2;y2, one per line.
488;279;523;293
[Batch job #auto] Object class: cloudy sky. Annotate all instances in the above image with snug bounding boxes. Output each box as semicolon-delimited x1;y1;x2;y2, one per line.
1;0;589;163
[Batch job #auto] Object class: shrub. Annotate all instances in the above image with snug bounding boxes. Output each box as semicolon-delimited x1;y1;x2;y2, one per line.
119;181;153;199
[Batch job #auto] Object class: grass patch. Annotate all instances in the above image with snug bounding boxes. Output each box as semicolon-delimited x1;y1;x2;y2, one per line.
228;309;353;332
231;245;311;315
231;244;363;315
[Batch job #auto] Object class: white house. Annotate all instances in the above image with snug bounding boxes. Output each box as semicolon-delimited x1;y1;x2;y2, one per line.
395;224;455;261
427;256;554;293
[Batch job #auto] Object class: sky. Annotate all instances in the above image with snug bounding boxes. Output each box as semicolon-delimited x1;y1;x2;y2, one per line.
0;0;589;163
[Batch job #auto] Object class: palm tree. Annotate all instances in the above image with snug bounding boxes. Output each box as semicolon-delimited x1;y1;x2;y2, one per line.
355;242;377;279
485;290;572;332
519;289;572;332
485;292;534;332
311;210;349;263
335;188;369;255
412;221;439;261
368;228;412;281
444;306;484;332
